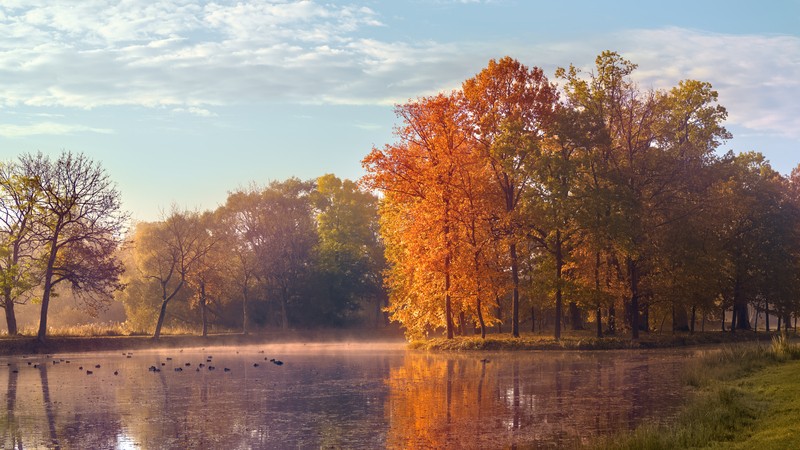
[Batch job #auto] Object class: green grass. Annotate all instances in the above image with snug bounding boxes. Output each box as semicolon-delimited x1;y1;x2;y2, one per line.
590;333;800;449
411;330;776;352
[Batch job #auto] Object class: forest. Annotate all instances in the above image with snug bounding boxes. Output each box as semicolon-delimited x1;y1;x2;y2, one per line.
1;51;799;342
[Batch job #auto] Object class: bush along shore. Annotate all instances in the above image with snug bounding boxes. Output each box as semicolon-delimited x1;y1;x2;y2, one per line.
410;330;781;351
589;333;800;449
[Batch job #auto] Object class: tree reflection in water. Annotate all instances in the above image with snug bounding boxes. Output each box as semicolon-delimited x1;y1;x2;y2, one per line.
385;351;689;448
0;345;690;448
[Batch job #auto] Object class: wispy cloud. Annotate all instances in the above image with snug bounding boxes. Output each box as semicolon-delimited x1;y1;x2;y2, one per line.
0;3;797;141
0;122;113;137
618;28;800;139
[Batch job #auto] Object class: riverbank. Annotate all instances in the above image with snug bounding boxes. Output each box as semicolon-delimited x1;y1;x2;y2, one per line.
411;330;780;351
0;327;405;356
591;334;800;449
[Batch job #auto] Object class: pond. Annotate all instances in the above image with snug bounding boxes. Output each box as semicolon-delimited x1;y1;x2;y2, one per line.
0;343;694;449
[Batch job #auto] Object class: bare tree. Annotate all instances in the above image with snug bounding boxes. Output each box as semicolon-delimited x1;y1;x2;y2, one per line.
20;152;127;342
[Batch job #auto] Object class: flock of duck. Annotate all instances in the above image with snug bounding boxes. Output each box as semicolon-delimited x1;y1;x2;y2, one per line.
7;350;285;376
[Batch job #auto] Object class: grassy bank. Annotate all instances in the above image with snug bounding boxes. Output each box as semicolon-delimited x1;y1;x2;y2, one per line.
411;330;778;351
591;334;800;449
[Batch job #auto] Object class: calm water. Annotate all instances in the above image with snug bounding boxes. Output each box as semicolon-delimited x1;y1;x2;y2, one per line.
0;343;694;449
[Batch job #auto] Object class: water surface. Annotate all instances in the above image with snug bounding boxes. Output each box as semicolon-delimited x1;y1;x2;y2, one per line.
0;343;693;449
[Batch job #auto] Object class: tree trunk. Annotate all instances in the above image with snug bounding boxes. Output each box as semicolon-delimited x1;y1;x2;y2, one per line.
496;299;503;334
153;299;170;339
280;286;289;330
510;242;520;338
765;301;770;332
721;305;726;331
753;308;759;333
153;278;184;339
690;305;696;334
3;288;18;336
242;283;249;335
37;239;60;343
569;303;584;331
200;281;208;337
531;306;535;333
444;253;454;339
554;231;563;340
732;275;750;330
608;303;616;335
627;257;640;340
476;296;486;339
594;251;602;338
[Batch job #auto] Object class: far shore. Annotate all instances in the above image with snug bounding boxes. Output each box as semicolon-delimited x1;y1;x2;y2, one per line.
0;328;406;356
0;327;789;356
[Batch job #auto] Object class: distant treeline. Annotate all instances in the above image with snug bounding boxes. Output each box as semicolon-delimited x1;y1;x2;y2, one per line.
3;51;800;342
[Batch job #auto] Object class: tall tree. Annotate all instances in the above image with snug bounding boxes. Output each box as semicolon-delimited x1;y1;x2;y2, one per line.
363;92;473;339
134;209;212;339
0;160;41;335
21;152;127;342
310;174;385;326
257;178;317;330
558;52;729;339
462;56;558;337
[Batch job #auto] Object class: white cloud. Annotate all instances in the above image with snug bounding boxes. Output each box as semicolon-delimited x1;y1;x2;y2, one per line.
0;122;113;137
0;2;796;142
617;28;800;139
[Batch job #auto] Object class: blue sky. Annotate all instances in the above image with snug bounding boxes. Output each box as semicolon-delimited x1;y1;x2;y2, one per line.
0;0;798;221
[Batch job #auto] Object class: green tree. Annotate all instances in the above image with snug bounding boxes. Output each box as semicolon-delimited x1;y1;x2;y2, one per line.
309;174;384;326
0;160;41;335
558;52;729;339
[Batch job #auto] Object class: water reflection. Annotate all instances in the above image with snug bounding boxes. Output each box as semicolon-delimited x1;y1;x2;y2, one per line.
0;344;690;449
385;351;689;448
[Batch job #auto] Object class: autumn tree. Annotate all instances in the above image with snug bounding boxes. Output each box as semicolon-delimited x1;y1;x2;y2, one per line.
462;56;558;337
363;92;474;339
133;209;213;339
186;211;226;337
0;160;41;335
20;152;127;342
217;186;265;333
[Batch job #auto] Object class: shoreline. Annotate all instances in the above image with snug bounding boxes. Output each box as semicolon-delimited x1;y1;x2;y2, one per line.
411;330;782;351
0;328;786;356
0;328;406;356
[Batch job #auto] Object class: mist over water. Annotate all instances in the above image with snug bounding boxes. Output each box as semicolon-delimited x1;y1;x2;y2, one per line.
0;343;691;448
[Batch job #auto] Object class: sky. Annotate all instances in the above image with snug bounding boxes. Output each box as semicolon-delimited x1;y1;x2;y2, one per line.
0;0;798;222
